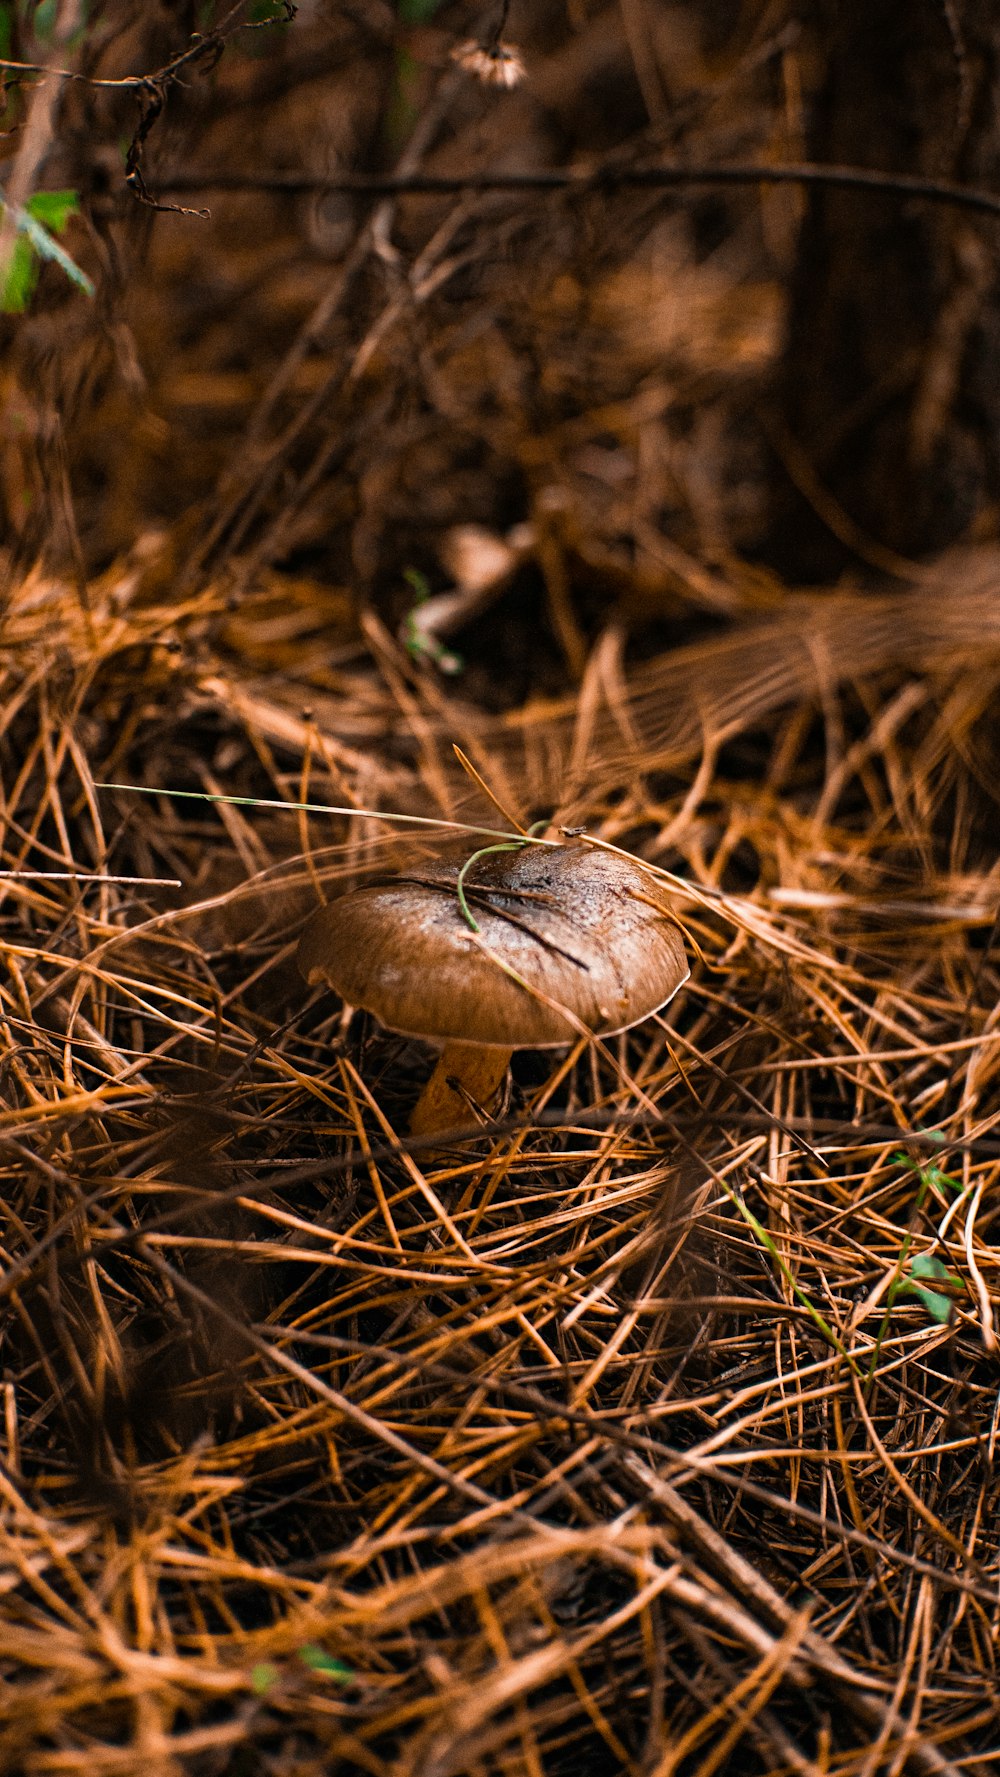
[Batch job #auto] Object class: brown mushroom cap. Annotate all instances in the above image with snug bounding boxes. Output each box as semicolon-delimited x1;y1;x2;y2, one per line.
298;840;688;1048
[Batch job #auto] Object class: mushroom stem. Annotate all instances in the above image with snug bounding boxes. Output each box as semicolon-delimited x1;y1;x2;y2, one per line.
409;1043;511;1137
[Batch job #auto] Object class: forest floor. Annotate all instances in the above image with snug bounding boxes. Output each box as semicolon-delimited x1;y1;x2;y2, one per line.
1;4;999;1774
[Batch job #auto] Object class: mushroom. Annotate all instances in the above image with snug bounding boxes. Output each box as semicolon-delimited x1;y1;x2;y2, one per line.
297;839;689;1138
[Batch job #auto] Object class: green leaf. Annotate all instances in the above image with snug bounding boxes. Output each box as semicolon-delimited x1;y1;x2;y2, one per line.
33;0;58;42
298;1643;353;1681
909;1253;951;1282
1;234;40;313
25;189;80;233
14;209;94;295
895;1252;963;1324
909;1286;953;1324
250;1661;280;1695
0;185;92;312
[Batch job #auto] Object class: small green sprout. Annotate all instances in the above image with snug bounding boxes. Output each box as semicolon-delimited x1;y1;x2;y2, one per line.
402;567;464;675
895;1252;965;1325
889;1147;965;1208
866;1147;968;1384
250;1661;280;1695
298;1643;353;1682
249;1647;353;1695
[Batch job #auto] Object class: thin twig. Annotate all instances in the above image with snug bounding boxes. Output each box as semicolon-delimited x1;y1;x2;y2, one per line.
153;158;1000;221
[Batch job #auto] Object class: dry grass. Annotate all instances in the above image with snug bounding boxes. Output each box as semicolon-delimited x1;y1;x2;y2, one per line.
2;549;1000;1776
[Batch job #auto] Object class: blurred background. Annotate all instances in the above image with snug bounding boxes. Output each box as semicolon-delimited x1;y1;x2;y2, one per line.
5;0;1000;672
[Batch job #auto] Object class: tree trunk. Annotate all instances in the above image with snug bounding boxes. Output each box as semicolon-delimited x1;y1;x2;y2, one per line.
772;0;1000;576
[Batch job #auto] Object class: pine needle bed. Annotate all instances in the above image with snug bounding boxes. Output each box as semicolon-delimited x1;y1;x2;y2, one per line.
2;559;998;1776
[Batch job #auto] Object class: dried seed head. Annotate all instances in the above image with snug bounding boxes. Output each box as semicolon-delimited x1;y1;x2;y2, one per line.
451;39;526;89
